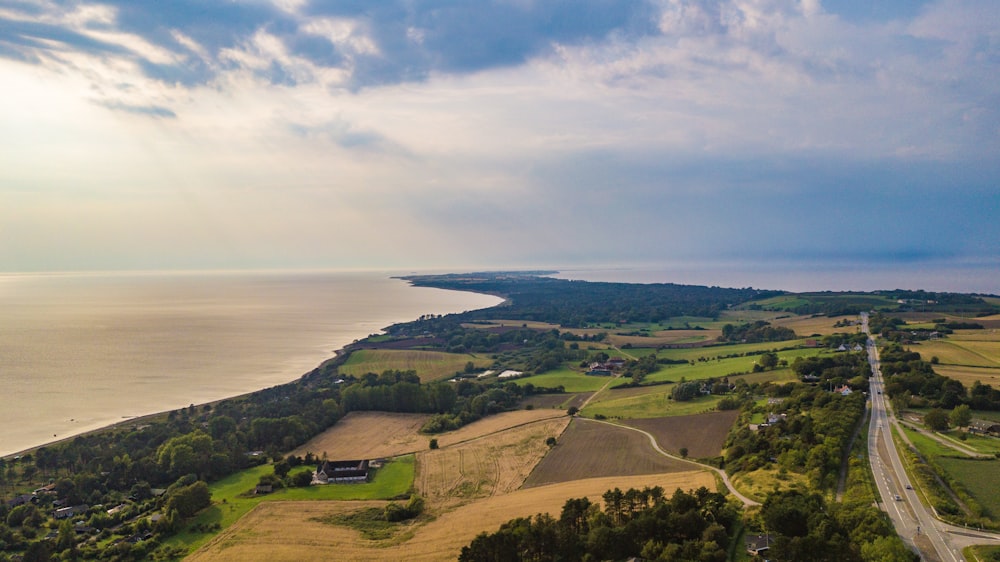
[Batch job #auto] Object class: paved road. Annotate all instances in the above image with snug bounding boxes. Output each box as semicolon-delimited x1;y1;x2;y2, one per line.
862;313;1000;561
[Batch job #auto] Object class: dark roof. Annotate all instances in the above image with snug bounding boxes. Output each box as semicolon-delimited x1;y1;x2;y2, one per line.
746;533;772;552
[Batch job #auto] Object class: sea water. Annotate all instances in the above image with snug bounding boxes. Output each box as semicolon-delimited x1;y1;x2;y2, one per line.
0;270;501;456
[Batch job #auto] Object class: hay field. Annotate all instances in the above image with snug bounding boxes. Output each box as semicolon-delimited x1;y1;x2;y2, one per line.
338;349;491;382
415;416;570;509
524;418;692;487
433;408;569;448
934;365;1000;388
772;314;854;337
605;329;719;349
910;340;999;368
187;470;715;562
622;411;740;459
293;409;568;460
291;412;431;459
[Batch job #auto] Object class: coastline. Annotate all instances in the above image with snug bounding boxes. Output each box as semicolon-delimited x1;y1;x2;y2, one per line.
0;271;503;458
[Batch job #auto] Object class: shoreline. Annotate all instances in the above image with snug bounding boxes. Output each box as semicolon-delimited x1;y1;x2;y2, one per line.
1;275;502;460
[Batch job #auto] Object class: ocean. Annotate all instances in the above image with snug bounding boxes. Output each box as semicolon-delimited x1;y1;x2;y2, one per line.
0;270;501;456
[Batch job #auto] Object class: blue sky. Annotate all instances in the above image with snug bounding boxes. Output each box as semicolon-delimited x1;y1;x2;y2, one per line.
1;0;997;276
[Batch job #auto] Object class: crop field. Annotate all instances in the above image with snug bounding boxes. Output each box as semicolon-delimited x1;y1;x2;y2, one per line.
415;416;570;509
581;386;723;420
187;470;715;562
291;412;431;459
622;411;740;459
519;393;584;409
523;418;693;487
432;408;570;449
934;365;1000;389
909;340;1000;368
605;329;719;349
772;314;855;337
338;349;492;382
936;457;1000;517
514;367;613;392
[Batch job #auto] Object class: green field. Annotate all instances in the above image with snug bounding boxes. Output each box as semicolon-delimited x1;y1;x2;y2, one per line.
514;367;613;392
936;457;1000;518
162;456;415;554
339;349;492;382
582;387;723;419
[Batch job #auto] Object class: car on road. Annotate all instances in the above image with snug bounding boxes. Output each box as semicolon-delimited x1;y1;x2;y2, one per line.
894;494;902;501
906;484;912;490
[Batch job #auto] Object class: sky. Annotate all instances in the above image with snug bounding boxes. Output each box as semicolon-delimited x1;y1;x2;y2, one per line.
1;0;998;278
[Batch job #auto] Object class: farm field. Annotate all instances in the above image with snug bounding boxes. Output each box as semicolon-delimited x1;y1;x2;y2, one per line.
771;314;855;337
936;457;1000;518
291;412;431;460
908;340;1000;368
514;367;613;392
415;416;570;509
186;470;716;562
523;418;693;487
581;386;722;420
519;392;587;409
338;349;492;382
622;410;740;459
292;409;568;460
604;329;719;349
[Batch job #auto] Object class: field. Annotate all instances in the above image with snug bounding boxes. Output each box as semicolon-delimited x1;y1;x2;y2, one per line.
731;468;810;503
186;470;715;562
514;367;615;392
909;340;1000;368
936;457;1000;518
291;412;431;459
604;329;719;349
581;386;723;419
622;411;740;459
338;349;492;382
415;416;571;510
293;409;568;460
771;314;855;337
523;418;693;487
519;392;587;409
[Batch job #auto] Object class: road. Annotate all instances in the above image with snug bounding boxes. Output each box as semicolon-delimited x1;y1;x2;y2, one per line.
862;312;1000;561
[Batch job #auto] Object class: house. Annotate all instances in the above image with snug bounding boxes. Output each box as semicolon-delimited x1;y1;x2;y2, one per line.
315;460;370;484
255;484;273;495
745;533;772;557
969;419;1000;435
834;385;853;396
54;504;89;520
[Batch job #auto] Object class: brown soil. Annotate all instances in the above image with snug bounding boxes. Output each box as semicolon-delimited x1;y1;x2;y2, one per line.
622;410;740;459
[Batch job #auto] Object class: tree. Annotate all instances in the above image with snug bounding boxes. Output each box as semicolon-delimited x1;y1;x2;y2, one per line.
429;438;439;450
679;447;689;459
924;408;950;431
950;404;972;429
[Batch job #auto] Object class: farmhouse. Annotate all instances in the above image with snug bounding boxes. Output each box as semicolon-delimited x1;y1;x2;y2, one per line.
745;533;772;557
314;460;370;484
969;419;1000;435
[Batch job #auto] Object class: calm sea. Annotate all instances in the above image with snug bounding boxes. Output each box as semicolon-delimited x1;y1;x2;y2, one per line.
0;270;501;456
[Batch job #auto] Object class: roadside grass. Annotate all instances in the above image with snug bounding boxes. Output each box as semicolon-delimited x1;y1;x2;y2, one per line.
514;367;611;392
338;349;492;382
161;456;415;554
961;432;1000;455
902;426;965;459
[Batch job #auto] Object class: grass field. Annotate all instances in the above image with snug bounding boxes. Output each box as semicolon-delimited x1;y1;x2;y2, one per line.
621;411;739;459
523;418;692;487
731;468;810;503
514;367;613;392
581;386;723;419
908;340;1000;368
186;470;715;562
936;457;1000;518
338;349;492;382
164;456;415;554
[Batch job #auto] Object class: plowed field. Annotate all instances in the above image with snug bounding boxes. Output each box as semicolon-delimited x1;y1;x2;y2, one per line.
523;418;691;487
622;410;739;459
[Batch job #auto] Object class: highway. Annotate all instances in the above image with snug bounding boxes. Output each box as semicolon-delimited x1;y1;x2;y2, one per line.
862;312;1000;561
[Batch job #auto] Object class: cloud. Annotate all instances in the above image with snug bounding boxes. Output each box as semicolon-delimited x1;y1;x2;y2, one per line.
94;99;177;118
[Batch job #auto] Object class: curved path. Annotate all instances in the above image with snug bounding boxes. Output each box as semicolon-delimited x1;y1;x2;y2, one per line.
581;417;760;507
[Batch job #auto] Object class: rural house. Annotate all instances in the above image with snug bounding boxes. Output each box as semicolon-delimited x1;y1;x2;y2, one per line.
314;460;370;484
969;419;1000;436
745;533;772;557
